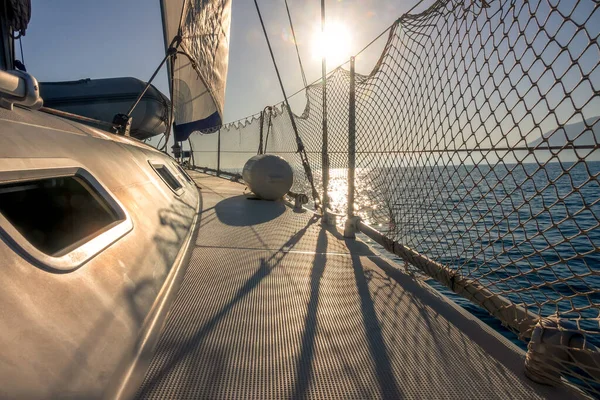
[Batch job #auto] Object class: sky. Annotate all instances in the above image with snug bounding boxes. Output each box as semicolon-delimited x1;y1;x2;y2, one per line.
18;0;599;160
20;0;414;126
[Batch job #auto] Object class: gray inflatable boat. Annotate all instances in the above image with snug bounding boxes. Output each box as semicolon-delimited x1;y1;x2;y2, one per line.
40;77;171;140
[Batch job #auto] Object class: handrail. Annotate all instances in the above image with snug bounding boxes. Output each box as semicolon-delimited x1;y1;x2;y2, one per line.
0;69;25;97
40;106;114;128
0;69;42;110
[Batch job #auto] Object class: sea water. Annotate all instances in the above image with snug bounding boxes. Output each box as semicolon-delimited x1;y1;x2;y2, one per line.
323;161;600;347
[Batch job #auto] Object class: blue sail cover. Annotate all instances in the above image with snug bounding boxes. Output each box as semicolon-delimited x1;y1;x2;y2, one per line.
160;0;231;141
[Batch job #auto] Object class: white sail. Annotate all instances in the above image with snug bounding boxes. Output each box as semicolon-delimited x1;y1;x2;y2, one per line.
160;0;231;141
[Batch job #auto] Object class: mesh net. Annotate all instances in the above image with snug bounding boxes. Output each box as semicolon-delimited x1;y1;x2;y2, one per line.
190;0;600;393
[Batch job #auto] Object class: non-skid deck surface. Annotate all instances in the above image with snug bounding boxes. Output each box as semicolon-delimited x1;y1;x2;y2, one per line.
136;172;565;399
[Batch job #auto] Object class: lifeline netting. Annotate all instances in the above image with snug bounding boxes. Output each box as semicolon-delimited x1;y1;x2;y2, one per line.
190;0;600;393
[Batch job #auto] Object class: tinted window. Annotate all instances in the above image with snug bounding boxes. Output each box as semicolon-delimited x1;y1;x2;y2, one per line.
0;176;121;255
153;164;182;191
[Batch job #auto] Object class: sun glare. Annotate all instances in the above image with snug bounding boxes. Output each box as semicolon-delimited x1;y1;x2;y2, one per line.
311;21;352;67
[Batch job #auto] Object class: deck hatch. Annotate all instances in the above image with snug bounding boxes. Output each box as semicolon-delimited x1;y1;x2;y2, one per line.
150;162;183;193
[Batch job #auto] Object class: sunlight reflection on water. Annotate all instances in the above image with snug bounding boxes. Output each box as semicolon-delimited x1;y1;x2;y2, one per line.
325;168;382;228
320;168;525;346
301;163;600;341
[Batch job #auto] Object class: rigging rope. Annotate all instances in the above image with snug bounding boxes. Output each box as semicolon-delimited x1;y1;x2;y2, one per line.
264;108;272;152
162;51;176;151
252;0;321;207
258;105;272;155
19;37;23;63
213;17;401;132
283;0;307;88
13;36;26;71
156;133;166;151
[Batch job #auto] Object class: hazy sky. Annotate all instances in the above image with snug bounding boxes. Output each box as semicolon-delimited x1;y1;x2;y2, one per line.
21;0;415;124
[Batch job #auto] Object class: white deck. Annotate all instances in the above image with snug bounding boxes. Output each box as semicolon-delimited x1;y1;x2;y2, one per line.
136;172;571;399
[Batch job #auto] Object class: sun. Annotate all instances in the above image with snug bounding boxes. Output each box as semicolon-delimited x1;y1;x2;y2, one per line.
311;21;352;67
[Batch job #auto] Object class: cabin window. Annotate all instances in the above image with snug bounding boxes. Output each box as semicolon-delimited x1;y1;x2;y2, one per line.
0;175;123;256
150;163;183;192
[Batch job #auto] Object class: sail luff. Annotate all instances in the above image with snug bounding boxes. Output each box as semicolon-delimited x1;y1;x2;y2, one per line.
159;0;183;98
160;0;231;141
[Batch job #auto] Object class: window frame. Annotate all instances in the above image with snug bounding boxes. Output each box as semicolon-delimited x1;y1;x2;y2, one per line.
149;161;184;195
172;161;194;184
0;164;133;272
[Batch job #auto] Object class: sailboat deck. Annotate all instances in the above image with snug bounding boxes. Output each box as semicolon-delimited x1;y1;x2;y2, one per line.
136;172;566;399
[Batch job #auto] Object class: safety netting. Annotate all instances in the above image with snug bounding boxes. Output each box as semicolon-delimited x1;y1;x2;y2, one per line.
190;0;600;393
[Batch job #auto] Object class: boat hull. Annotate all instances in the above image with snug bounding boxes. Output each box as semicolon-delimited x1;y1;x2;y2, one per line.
0;106;199;399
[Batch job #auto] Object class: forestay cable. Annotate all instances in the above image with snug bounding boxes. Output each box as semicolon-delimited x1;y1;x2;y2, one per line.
252;0;321;207
283;0;307;88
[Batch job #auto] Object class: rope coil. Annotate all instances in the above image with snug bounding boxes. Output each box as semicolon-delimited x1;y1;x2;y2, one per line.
4;0;31;38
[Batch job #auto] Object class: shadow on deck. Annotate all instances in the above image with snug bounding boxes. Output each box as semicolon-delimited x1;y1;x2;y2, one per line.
135;173;565;400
